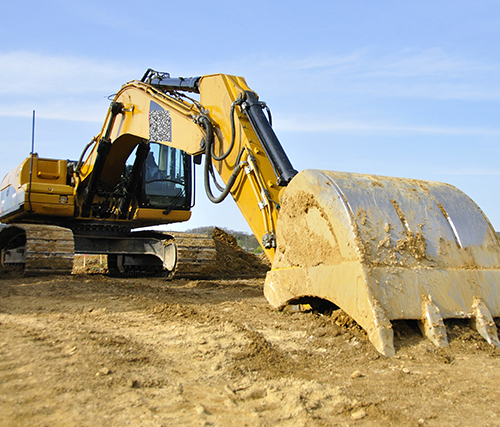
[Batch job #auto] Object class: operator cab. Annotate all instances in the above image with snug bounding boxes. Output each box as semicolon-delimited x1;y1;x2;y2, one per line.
125;142;192;212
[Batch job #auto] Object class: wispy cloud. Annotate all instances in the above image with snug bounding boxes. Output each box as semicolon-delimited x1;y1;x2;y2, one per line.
232;48;500;101
273;116;500;137
360;48;492;78
2;48;500;128
0;52;140;96
0;99;109;122
0;52;143;121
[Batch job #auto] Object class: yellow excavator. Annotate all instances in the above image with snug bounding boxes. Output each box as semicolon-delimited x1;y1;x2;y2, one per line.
1;69;500;356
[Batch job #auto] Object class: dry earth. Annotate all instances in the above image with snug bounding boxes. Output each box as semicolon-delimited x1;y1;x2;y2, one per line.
1;253;500;426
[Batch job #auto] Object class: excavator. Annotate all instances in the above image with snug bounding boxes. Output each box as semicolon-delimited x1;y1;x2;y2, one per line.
1;69;500;356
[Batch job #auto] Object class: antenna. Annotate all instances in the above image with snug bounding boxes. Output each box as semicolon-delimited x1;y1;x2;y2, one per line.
27;110;35;212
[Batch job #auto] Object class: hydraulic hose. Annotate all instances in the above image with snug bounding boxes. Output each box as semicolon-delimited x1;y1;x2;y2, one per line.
198;114;244;204
210;95;243;161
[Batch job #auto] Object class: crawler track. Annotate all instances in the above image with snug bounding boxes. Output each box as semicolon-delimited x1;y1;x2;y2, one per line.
0;225;217;278
169;232;217;279
0;224;74;275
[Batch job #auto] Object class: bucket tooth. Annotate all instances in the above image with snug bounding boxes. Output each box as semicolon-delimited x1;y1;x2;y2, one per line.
367;321;395;357
418;295;448;348
471;297;500;348
365;297;395;357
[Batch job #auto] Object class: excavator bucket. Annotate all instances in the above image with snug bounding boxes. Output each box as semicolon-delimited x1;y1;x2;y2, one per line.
264;169;500;356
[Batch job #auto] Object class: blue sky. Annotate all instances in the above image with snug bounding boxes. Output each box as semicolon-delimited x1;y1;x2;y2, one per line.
1;0;500;233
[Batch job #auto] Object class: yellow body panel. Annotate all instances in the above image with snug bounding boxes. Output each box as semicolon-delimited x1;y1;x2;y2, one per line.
24;182;74;195
0;155;75;221
0;156;69;190
131;208;191;226
19;198;74;217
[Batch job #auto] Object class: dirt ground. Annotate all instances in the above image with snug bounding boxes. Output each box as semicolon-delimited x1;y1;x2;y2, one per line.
1;254;500;426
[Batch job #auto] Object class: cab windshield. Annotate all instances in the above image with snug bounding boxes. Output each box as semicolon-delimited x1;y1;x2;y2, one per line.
139;142;191;210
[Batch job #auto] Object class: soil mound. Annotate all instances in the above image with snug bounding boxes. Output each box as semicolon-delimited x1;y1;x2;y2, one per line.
211;227;270;278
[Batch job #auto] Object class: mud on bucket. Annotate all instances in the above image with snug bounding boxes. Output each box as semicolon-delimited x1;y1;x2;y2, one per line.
264;169;500;356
